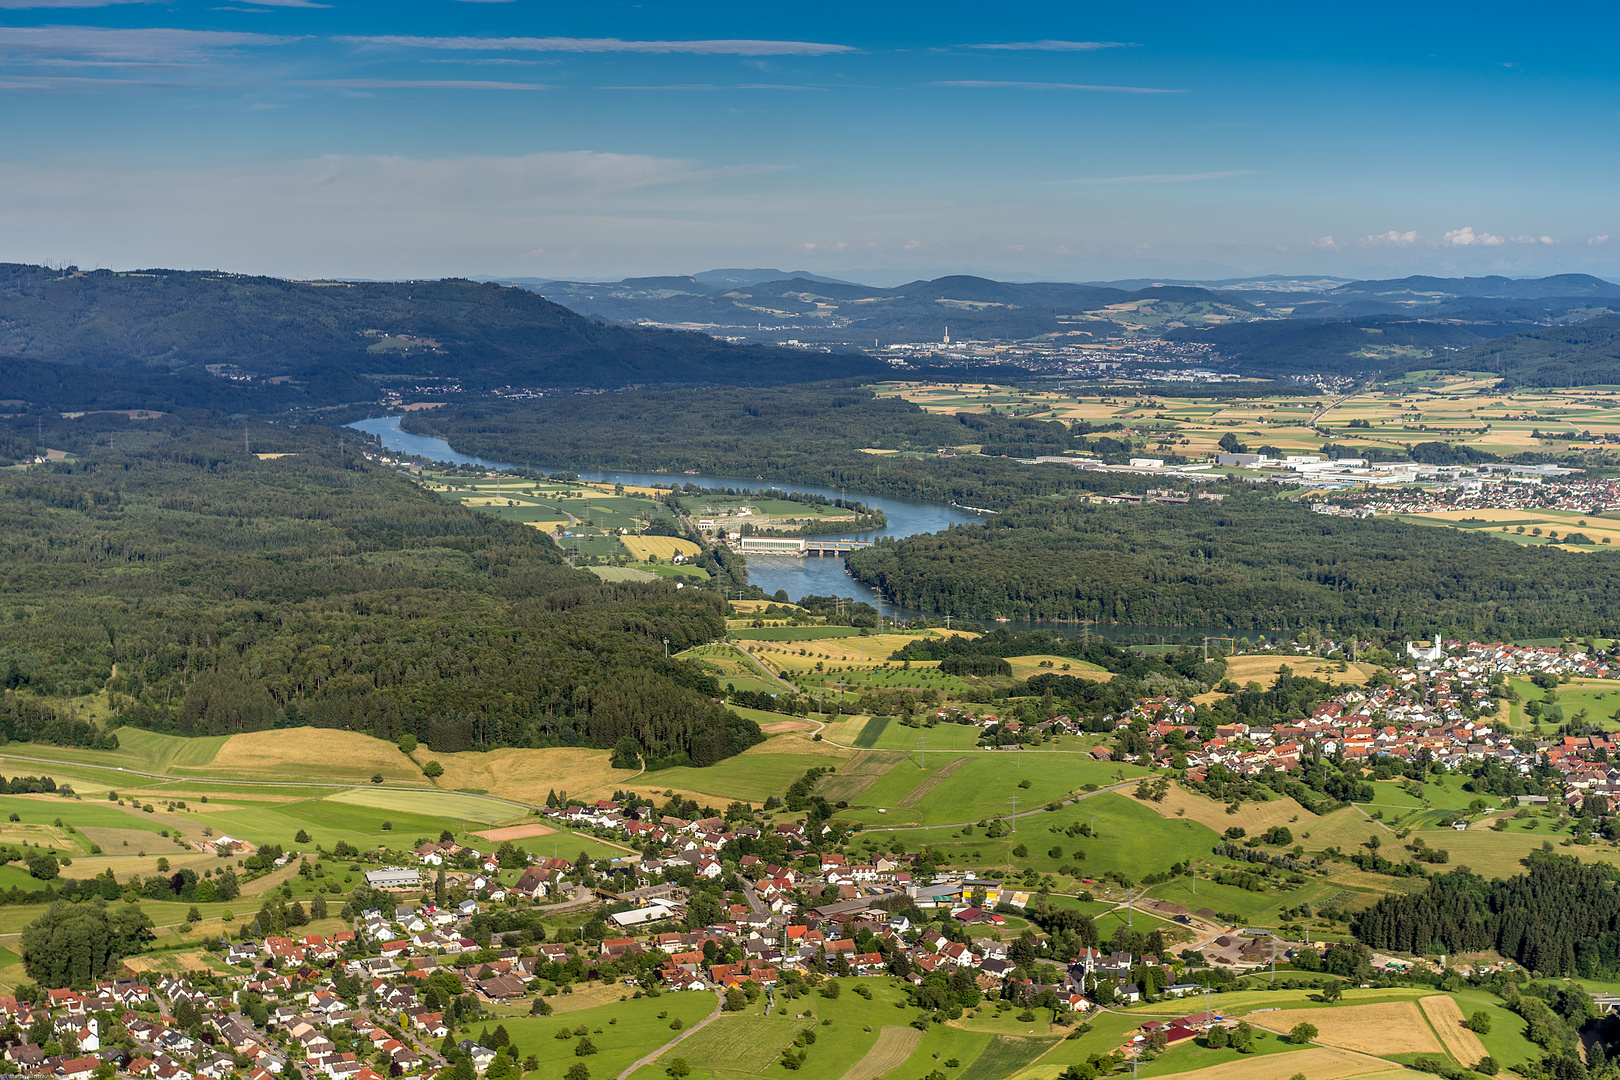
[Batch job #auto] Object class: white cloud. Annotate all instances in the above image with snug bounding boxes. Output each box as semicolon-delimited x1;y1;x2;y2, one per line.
1057;170;1252;184
338;35;854;56
1362;230;1418;246
930;80;1182;94
1444;226;1503;246
1311;236;1338;250
965;40;1137;52
1510;234;1557;245
1592;235;1612;246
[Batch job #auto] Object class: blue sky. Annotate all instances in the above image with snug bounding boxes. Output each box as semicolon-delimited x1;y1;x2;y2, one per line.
0;0;1616;283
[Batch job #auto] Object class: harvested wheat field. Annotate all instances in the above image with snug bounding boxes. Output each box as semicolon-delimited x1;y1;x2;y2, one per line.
432;747;635;804
1418;995;1488;1064
201;728;421;781
1221;656;1373;688
474;823;556;843
839;1026;922;1080
760;719;819;733
1150;783;1312;834
1263;1002;1442;1057
739;732;852;760
1151;1047;1389;1080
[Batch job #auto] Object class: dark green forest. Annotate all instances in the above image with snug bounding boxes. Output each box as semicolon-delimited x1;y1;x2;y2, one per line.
1355;853;1620;978
843;494;1620;636
0;419;761;767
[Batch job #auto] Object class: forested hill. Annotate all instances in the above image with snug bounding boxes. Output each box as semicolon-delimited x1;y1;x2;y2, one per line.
399;384;1167;508
0;263;884;399
1430;315;1620;387
0;418;762;768
843;494;1620;637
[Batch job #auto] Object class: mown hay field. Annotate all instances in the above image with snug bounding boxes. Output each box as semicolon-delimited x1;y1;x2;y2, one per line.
199;728;421;782
431;746;635;804
1004;655;1113;681
323;788;520;824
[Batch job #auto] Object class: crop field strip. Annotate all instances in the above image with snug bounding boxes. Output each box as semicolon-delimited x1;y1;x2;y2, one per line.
1417;995;1488;1065
815;750;905;803
835;1026;922;1080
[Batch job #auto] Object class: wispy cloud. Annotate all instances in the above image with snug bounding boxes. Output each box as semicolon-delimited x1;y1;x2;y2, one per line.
931;80;1181;94
599;83;825;91
965;40;1137;51
1311;236;1339;250
0;0;158;8
1054;170;1252;184
0;26;300;63
1444;225;1503;246
1592;236;1612;246
300;78;550;91
1510;234;1557;245
338;35;854;56
236;0;331;7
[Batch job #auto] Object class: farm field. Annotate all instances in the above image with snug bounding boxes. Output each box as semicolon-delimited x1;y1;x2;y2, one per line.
1258;1001;1441;1057
840;752;1145;827
878;381;1620;462
199;729;424;783
621;535;702;562
880;792;1215;882
630;979;1001;1080
431;746;637;805
500;990;717;1080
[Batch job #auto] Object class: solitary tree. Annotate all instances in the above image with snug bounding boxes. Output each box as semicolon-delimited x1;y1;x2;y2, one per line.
1289;1022;1318;1044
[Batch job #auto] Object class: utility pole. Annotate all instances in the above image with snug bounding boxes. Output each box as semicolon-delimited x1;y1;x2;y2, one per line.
1008;794;1018;833
663;638;669;660
919;730;926;770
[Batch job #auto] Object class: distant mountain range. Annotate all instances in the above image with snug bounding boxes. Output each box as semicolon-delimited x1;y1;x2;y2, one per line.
0;263;885;411
514;269;1620;382
2;260;1618;413
519;273;1265;346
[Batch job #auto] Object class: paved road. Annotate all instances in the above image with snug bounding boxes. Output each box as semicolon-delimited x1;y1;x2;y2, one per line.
615;989;725;1080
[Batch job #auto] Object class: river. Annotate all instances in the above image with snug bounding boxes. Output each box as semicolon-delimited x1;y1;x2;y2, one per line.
348;415;1242;643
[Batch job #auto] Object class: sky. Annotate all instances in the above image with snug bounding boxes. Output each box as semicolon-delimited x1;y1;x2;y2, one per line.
0;0;1617;284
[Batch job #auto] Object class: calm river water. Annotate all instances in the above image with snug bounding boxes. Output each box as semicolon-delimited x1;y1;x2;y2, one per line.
348;415;1232;642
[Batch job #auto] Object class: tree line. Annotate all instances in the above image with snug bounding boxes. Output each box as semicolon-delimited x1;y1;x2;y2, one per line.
1355;851;1620;978
845;492;1620;637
